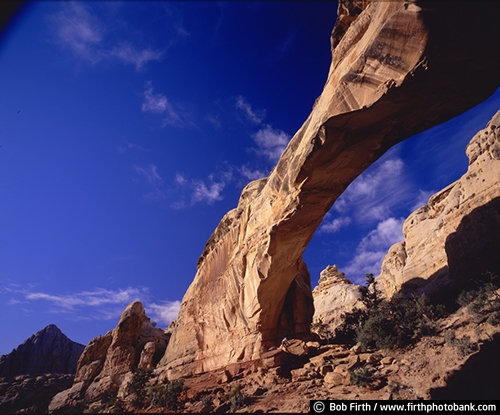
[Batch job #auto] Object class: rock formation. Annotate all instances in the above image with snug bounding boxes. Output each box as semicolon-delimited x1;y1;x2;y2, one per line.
48;301;169;413
0;324;84;377
160;1;500;377
377;110;500;299
0;374;74;414
312;265;363;332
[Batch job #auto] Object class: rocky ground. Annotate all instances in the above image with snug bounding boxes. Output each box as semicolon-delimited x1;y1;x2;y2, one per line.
73;302;500;414
0;373;74;414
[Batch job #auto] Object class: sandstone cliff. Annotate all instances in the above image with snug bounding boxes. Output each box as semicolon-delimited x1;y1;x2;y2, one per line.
48;301;169;413
377;110;500;299
0;324;84;377
312;265;363;333
160;1;500;377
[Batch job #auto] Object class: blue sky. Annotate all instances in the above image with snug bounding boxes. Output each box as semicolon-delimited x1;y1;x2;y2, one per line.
0;2;499;356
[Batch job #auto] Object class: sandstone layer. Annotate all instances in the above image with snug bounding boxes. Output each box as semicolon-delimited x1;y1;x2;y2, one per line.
48;301;169;413
377;110;500;299
312;265;363;333
161;1;500;377
0;324;84;377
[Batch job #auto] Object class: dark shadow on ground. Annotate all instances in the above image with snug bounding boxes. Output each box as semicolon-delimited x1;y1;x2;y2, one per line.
430;332;500;400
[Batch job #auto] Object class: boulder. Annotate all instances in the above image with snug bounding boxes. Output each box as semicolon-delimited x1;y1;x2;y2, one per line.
324;372;345;387
283;339;309;357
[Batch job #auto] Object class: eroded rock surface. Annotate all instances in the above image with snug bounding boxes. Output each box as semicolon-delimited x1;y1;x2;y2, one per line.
312;265;363;332
48;301;169;413
377;110;500;299
0;324;84;377
161;1;500;377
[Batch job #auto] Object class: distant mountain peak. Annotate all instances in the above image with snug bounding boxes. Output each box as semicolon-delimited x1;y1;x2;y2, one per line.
0;325;85;377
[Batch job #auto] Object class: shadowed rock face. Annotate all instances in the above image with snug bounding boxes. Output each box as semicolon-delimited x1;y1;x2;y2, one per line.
161;1;500;377
0;325;84;376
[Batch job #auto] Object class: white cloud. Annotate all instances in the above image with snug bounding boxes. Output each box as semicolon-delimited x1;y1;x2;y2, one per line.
333;158;411;224
236;96;266;124
52;3;104;63
191;180;225;204
343;217;405;284
253;125;290;163
239;165;267;181
174;171;232;206
147;301;181;326
51;3;162;70
110;43;163;71
175;174;188;185
320;216;351;233
7;285;181;327
22;287;146;312
142;83;169;114
133;164;163;186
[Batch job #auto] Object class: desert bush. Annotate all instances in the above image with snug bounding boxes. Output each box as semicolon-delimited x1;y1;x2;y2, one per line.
349;366;373;387
457;274;500;324
444;329;478;357
355;292;446;350
227;385;247;412
310;318;334;343
149;378;186;410
336;274;446;350
201;394;212;406
126;369;151;407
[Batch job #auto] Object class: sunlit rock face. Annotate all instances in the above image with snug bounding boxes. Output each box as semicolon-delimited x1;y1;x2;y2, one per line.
161;1;500;377
377;110;500;299
312;265;363;332
48;301;169;413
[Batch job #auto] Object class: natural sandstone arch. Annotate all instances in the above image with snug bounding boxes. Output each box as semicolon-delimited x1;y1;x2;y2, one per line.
160;1;500;377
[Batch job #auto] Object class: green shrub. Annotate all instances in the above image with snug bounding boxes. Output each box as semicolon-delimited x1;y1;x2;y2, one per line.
349;366;373;387
355;292;446;350
149;378;186;410
311;318;334;343
126;369;151;407
457;276;500;324
227;385;246;412
444;329;478;357
335;274;446;349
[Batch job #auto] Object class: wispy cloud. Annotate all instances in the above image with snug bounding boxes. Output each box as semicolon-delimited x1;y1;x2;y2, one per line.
133;164;163;186
253;125;290;163
141;83;170;114
110;43;163;71
333;157;411;223
320;215;351;233
343;217;405;284
148;301;181;325
236;96;266;124
141;82;186;127
173;170;233;207
118;142;150;154
51;2;104;64
5;286;179;326
50;3;162;70
278;28;299;55
239;165;267;181
191;180;225;204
